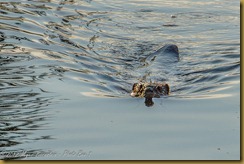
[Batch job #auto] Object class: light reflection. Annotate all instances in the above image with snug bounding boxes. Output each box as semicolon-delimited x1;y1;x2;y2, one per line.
175;93;232;100
80;88;122;98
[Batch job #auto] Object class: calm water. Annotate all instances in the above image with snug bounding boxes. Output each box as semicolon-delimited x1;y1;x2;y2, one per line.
0;0;240;160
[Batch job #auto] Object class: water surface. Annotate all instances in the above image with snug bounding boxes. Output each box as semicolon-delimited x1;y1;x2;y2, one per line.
0;0;240;160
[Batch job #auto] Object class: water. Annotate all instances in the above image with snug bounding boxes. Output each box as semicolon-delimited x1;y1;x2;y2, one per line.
0;0;240;160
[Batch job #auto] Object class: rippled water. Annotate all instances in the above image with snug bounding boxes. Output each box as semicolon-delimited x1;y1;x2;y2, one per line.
0;0;240;160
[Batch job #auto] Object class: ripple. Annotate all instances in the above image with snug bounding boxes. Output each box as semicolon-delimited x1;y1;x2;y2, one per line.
0;87;55;154
176;12;219;20
0;0;239;101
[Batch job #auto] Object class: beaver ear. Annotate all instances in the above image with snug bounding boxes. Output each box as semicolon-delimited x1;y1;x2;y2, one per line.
132;83;138;90
165;84;170;94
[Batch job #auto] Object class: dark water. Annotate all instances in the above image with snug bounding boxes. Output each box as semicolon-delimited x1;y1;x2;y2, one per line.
0;0;240;160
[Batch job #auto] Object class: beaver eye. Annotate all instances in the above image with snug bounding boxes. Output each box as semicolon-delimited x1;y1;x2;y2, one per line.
132;83;138;90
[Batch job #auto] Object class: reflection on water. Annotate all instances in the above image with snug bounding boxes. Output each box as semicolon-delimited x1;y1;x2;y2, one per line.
0;0;239;160
0;33;62;159
0;0;239;99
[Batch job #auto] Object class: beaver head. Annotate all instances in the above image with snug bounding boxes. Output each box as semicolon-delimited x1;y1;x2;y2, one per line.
131;82;170;107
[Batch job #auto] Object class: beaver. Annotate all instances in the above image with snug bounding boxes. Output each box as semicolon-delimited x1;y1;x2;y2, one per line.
131;44;179;107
